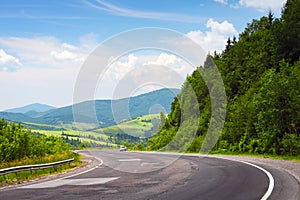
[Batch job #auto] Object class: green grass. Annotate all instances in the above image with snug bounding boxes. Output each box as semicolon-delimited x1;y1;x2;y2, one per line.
32;128;117;146
26;122;110;143
24;114;160;147
208;150;300;162
97;114;160;137
22;122;65;131
33;129;107;138
129;148;300;162
0;152;75;169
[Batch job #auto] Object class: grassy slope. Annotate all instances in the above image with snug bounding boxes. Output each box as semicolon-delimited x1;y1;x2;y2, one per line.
96;114;160;137
27;122;115;146
34;129;114;146
25;114;160;146
0;153;83;186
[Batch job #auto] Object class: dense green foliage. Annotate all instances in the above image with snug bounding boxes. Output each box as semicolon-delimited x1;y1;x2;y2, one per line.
147;0;300;156
0;119;70;163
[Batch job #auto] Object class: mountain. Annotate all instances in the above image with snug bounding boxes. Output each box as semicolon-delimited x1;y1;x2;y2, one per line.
0;88;180;128
4;103;56;114
0;112;35;123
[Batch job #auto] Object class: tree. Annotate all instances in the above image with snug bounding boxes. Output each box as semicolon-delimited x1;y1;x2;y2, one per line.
0;119;71;162
146;2;300;156
275;0;300;63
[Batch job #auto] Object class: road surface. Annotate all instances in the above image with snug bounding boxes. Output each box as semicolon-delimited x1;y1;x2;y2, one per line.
0;150;299;200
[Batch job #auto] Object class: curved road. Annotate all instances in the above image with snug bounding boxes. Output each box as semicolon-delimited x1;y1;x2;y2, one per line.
0;150;299;200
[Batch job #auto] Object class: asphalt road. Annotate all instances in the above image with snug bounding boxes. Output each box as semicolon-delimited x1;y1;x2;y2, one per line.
0;150;299;200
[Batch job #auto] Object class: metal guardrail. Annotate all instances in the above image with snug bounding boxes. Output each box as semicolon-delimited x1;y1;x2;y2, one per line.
0;158;75;176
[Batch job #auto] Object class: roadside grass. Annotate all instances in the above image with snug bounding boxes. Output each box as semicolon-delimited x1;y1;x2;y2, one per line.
128;149;300;162
0;152;75;169
0;153;84;186
202;150;300;162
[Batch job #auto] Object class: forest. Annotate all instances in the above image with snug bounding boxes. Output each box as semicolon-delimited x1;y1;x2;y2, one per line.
147;0;300;156
0;118;70;163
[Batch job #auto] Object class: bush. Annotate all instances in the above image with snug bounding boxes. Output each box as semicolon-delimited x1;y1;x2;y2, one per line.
0;119;71;163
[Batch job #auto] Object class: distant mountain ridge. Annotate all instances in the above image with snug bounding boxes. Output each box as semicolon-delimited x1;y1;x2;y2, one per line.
0;88;180;128
4;103;56;114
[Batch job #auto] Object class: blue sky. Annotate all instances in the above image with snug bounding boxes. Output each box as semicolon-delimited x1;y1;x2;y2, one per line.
0;0;287;110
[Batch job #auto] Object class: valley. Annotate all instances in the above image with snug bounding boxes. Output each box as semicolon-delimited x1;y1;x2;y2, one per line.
0;88;178;148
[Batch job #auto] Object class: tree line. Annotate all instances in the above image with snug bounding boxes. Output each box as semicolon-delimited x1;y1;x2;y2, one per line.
147;0;300;156
0;119;70;163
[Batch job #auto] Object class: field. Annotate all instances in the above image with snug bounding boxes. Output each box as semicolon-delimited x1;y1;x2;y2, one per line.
27;114;160;147
96;114;160;138
26;122;115;147
35;129;112;145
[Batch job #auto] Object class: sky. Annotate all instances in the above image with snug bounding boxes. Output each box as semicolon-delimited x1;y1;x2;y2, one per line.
0;0;287;111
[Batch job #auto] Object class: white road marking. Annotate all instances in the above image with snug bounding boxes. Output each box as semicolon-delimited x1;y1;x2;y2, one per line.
17;156;105;189
198;155;275;200
20;177;119;189
133;152;275;199
239;161;275;200
118;159;141;162
140;162;160;166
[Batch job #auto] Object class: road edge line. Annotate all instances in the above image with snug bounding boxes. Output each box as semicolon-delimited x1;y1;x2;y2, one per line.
239;160;274;200
132;151;275;199
205;155;275;200
62;155;104;180
14;154;104;189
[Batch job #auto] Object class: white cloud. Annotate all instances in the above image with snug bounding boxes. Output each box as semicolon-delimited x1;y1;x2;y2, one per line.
0;34;98;110
144;53;182;67
96;52;193;100
0;35;97;69
108;54;138;81
105;53;190;83
79;33;98;52
86;0;203;23
238;0;286;13
51;50;84;62
207;18;236;35
0;66;79;110
61;43;78;51
185;18;237;53
0;49;22;72
214;0;228;5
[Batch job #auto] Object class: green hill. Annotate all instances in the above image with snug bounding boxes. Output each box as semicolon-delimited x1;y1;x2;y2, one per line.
0;88;180;128
28;114;161;148
97;114;160;138
94;114;161;146
3;103;55;113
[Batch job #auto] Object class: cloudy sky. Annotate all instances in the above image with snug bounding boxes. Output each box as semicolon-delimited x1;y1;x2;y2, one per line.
0;0;287;110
